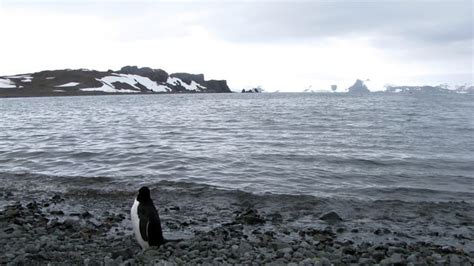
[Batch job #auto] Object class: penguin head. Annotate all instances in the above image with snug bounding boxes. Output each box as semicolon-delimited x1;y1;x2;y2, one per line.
137;186;151;202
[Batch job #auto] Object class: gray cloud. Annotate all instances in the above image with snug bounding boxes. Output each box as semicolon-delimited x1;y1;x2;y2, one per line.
8;1;471;45
197;1;473;44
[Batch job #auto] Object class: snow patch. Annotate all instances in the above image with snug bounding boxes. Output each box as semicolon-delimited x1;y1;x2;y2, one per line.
80;78;141;93
100;74;168;92
0;78;16;88
46;77;55;80
78;74;206;93
166;77;206;91
80;79;118;93
53;89;66;92
56;82;80;87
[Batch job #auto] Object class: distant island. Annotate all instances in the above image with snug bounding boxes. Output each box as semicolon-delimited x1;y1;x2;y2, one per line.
0;66;232;97
346;79;473;95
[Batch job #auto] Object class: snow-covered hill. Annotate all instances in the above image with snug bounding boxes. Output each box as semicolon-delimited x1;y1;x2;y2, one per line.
0;66;231;97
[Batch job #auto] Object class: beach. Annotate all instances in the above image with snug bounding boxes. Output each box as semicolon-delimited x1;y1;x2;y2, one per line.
1;176;473;265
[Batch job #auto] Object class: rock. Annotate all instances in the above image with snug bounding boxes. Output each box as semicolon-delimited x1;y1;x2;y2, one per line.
50;210;64;215
235;208;265;225
112;248;134;260
81;211;93;219
120;66;169;83
359;258;375;264
372;251;386;262
374;228;391;235
380;253;405;265
347;79;370;94
51;194;62;203
104;256;115;266
299;258;313;266
319;211;343;223
267;212;283;223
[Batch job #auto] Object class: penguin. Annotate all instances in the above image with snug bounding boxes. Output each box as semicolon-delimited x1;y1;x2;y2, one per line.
131;186;165;249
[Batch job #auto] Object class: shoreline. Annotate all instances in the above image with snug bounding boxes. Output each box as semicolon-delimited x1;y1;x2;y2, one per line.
1;180;473;265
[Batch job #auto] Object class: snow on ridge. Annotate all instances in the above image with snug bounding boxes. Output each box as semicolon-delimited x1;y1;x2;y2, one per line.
80;79;119;93
166;77;206;91
56;82;80;87
98;74;169;92
0;78;16;88
98;74;204;93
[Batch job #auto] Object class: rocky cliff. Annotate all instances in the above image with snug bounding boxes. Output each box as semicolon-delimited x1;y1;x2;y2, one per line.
347;79;370;94
0;66;232;97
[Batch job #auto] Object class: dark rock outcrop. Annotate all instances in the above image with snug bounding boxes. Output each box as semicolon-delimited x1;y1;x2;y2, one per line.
205;80;231;93
170;73;205;85
347;79;370;94
119;66;169;83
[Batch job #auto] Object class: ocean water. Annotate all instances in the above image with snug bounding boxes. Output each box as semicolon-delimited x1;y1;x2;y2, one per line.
0;93;473;202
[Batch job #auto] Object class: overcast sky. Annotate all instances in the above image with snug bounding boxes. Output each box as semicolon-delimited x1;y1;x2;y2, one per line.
0;0;472;92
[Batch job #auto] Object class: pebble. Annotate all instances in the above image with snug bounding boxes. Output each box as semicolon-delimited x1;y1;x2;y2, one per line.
1;194;471;266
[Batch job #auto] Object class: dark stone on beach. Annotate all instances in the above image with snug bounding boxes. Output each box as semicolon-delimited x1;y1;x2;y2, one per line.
235;208;265;225
112;248;134;260
374;228;391;235
267;212;283;223
50;210;64;215
169;206;180;211
4;226;14;234
81;211;93;219
4;208;19;219
320;211;343;223
26;202;39;210
51;195;61;201
372;251;386;262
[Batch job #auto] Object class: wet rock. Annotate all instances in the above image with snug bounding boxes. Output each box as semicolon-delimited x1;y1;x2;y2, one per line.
359;257;375;264
267;212;283;223
51;194;63;203
50;210;64;215
235;208;265;225
380;253;404;265
372;251;386;262
374;228;391;235
112;248;134;260
319;211;343;223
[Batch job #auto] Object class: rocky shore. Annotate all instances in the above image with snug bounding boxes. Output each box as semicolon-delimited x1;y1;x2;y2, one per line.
0;181;473;265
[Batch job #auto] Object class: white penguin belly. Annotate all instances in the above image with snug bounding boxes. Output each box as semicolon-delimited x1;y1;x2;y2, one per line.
131;199;149;249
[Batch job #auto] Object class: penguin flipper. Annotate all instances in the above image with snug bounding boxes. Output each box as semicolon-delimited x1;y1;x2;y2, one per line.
148;219;165;246
139;216;149;242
